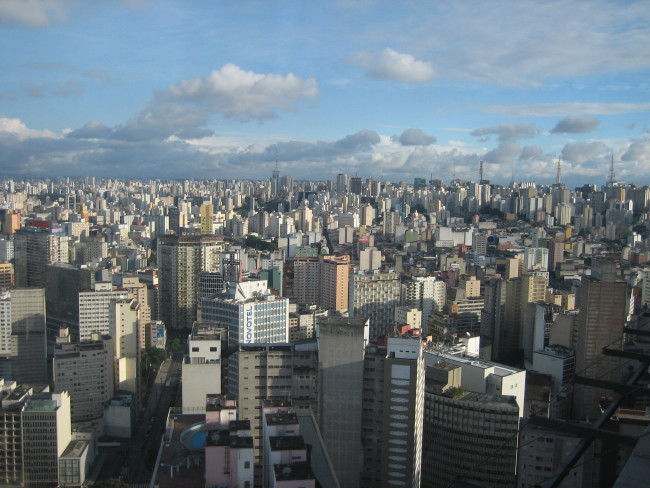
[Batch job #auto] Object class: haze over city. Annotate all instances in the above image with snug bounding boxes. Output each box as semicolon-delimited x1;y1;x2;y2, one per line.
1;0;649;186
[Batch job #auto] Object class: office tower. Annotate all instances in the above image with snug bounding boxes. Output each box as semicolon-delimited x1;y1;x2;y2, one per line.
574;259;627;419
402;276;447;330
547;238;565;273
200;280;289;348
349;271;401;341
45;264;97;342
53;333;114;423
229;342;318;485
349;177;363;195
200;202;214;234
360;337;424;488
109;299;140;403
500;274;546;364
0;289;47;384
293;248;320;306
336;173;348;194
14;225;69;288
422;364;519;488
181;323;226;413
22;392;72;487
318;317;368;488
157;234;223;330
78;282;129;342
319;255;349;312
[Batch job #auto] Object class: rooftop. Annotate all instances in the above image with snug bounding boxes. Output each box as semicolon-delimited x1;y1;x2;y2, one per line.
273;462;315;482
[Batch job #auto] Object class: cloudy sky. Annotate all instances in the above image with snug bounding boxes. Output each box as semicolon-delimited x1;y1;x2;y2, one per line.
1;0;649;187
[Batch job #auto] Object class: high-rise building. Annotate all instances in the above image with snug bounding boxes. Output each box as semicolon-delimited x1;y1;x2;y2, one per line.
14;225;69;288
200;280;289;349
229;342;318;485
293;248;320;306
318;317;368;488
53;332;114;423
45;264;97;343
573;259;628;419
499;274;546;363
360;337;424;488
422;363;519;488
109;299;140;405
157;234;223;330
200;202;214;234
402;276;447;331
336;173;348;194
349;177;363;195
0;289;48;384
547;238;565;273
181;322;226;413
349;271;401;341
22;392;72;487
78;282;129;342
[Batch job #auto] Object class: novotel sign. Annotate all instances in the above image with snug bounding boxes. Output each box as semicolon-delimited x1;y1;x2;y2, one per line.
244;306;254;343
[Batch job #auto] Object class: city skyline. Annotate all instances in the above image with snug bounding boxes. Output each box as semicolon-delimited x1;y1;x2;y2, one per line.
1;1;649;187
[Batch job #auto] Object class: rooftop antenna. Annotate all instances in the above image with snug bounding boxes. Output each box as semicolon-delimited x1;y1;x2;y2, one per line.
479;160;484;183
607;153;616;187
556;156;562;185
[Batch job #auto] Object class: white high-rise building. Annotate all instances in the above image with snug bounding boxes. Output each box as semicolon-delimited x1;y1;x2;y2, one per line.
78;282;129;342
181;323;225;413
402;276;447;330
199;280;289;348
109;299;140;402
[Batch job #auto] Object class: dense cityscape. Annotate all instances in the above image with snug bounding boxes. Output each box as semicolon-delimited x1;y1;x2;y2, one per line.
2;1;650;487
0;169;648;487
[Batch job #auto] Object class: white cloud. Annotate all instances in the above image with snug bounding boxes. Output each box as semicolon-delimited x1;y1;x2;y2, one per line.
0;0;69;27
396;1;650;86
110;64;319;142
165;63;319;120
349;48;436;83
0;117;57;139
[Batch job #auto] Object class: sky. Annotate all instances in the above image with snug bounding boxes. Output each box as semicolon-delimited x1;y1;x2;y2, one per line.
1;0;650;187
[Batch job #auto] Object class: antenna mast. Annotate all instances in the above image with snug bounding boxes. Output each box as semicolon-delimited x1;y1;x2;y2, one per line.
556;156;562;185
607;154;616;187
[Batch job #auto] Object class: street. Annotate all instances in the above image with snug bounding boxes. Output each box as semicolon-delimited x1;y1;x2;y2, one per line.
123;354;182;484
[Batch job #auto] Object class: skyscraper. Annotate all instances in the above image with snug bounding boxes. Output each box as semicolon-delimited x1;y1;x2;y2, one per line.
349;271;401;341
14;224;69;288
157;234;223;330
318;316;368;488
573;258;628;419
0;289;47;384
199;280;289;348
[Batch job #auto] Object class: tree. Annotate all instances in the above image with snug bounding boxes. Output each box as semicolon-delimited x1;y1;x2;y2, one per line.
170;338;181;352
